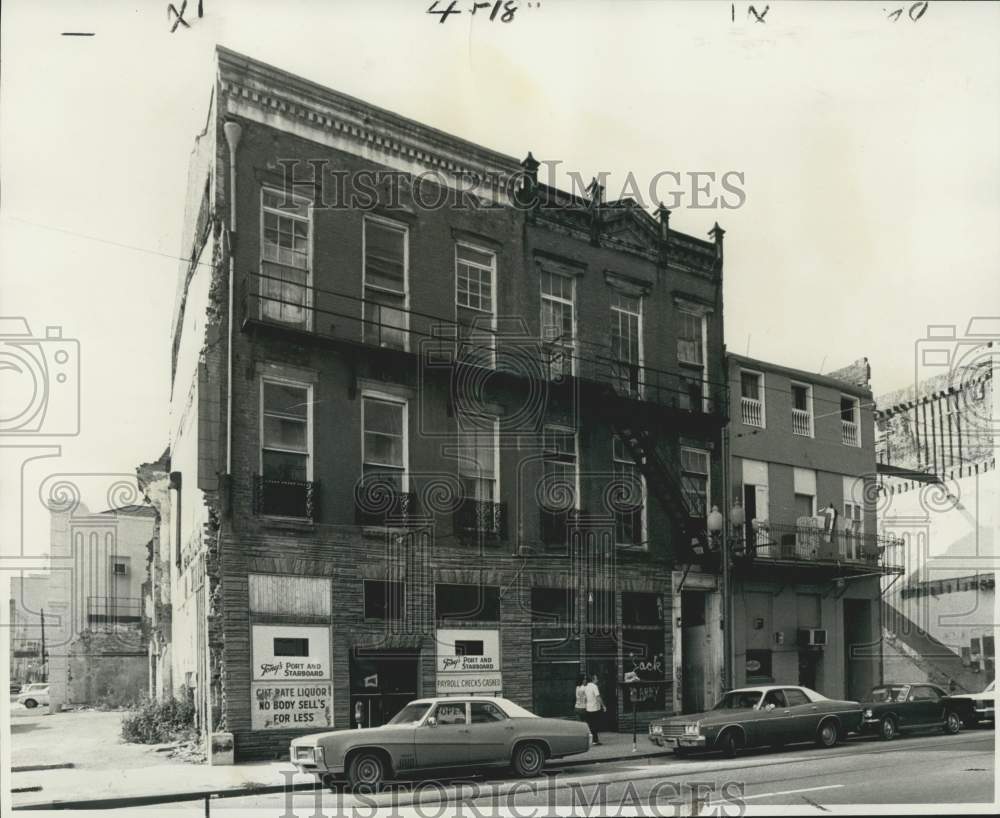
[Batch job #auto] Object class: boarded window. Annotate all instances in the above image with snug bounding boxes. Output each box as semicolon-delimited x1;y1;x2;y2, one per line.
435;583;500;623
273;638;309;656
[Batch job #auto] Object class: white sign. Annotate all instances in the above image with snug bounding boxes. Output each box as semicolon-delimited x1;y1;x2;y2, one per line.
435;628;501;695
251;682;333;730
436;673;504;695
252;625;331;681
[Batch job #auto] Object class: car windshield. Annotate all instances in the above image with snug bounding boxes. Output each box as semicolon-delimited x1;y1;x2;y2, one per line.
713;691;763;710
869;685;909;703
494;698;537;718
984;681;995;694
387;703;431;725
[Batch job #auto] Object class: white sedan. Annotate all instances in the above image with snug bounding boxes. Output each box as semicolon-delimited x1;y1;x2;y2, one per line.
17;683;50;708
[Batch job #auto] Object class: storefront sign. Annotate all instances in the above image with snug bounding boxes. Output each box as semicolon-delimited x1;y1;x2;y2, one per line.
435;628;501;696
251;682;333;730
436;673;504;694
251;624;331;681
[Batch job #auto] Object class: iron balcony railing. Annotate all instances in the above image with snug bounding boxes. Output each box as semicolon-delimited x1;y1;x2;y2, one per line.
735;521;904;572
791;408;812;437
454;497;506;539
242;271;727;417
741;396;763;427
355;491;416;527
253;475;319;521
87;596;142;625
842;419;860;447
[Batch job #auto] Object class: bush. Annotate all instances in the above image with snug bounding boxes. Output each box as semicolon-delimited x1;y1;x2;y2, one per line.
121;697;196;744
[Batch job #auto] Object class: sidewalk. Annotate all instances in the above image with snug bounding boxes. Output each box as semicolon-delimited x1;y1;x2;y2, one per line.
11;731;670;809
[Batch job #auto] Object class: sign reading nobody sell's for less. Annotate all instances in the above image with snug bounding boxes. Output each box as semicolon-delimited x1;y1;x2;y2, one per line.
251;683;333;730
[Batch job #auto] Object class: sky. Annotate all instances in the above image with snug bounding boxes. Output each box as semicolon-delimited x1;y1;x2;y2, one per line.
1;0;998;557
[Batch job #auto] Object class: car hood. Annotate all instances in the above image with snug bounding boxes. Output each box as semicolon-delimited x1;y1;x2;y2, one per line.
946;691;997;701
653;708;755;725
292;724;415;747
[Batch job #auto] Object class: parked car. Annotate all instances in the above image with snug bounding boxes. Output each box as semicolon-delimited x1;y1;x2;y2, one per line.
17;683;50;709
291;697;590;788
647;685;863;758
860;683;965;739
10;682;22;695
945;680;995;728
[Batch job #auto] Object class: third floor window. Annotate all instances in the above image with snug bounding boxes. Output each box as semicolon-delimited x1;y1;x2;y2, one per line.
540;272;575;378
790;382;813;437
457;416;499;503
677;309;705;367
740;370;765;427
260;189;311;328
363;217;408;350
362;395;408;492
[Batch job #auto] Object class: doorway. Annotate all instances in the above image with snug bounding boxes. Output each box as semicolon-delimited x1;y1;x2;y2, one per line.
843;599;874;701
681;591;707;713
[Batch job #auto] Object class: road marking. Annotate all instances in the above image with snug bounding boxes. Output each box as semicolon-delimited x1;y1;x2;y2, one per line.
705;784;843;811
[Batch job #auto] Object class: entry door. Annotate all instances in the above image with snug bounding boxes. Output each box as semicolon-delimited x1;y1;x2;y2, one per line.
681;591;707;713
413;701;470;768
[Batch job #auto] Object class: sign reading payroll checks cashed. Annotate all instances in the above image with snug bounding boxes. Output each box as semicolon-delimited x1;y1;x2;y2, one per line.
251;624;334;730
435;628;502;696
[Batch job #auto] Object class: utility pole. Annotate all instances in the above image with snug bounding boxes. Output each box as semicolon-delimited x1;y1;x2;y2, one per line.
40;608;47;682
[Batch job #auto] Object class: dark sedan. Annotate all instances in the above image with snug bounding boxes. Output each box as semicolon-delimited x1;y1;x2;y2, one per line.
648;685;863;758
860;683;964;739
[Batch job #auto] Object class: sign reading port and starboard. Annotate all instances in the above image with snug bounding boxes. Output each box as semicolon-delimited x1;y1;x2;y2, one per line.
435;628;502;696
251;624;333;730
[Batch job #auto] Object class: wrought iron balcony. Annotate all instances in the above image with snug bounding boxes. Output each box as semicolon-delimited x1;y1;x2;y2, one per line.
733;521;903;573
242;272;728;418
842;419;860;447
355;491;417;527
539;507;582;545
253;475;319;521
454;497;506;539
86;596;142;626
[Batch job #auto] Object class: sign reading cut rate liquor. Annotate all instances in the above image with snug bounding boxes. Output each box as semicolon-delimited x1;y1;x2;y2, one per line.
251;624;333;730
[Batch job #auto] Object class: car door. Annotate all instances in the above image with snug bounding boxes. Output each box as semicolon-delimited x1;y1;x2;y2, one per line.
753;689;789;745
467;701;512;763
779;688;816;743
910;685;946;726
413;701;471;768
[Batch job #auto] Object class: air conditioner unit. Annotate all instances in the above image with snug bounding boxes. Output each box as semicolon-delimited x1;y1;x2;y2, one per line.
113;562;128;575
798;628;827;647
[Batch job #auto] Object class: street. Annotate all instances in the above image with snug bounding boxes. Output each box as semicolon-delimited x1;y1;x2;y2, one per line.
126;730;993;814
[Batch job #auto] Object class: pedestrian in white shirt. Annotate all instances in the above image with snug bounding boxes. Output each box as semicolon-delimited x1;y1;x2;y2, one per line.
574;674;588;722
584;673;606;745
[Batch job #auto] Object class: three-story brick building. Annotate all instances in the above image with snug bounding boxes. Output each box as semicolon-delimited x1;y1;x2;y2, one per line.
166;47;729;760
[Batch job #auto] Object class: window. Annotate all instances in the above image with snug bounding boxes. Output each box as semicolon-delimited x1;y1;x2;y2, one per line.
260;189;311;327
455;243;497;367
911;685;941;701
363;218;408;350
273;638;309;657
793;468;816;519
542;425;578;510
680;447;710;519
362;395;407;491
435;583;501;622
790;382;813;437
457;416;499;502
677;309;705;367
470;702;507;723
431;702;468;726
843;476;864;536
610;291;643;397
541;272;575;377
531;588;576;625
841;395;860;446
261;379;312;483
740;370;765;427
456;244;495;312
612;435;645;547
762;689;787;709
455;640;484;656
783;688;810;707
364;580;405;621
112;561;128;576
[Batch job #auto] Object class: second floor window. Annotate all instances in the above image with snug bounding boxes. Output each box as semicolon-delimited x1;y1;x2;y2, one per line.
740;370;765;427
540;272;575;378
261;380;311;483
791;383;813;437
458;416;499;503
542;425;578;510
362;396;407;491
612;435;645;547
363;218;408;350
456;244;495;313
841;396;861;446
680;447;710;519
260;189;311;328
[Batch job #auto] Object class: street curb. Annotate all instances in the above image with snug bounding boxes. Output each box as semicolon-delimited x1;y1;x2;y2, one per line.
12;763;75;773
10;748;673;811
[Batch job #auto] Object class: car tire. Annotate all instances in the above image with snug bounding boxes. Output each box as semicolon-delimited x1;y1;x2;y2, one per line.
944;711;962;734
347;752;387;790
879;716;897;741
718;729;740;758
512;741;546;778
816;719;839;748
23;699;37;709
672;747;692;757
